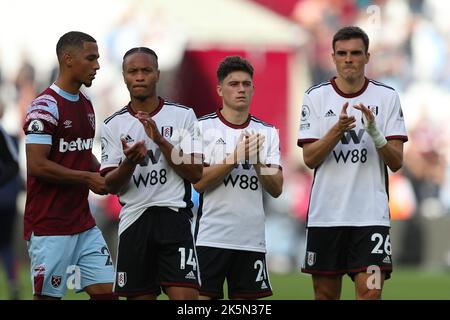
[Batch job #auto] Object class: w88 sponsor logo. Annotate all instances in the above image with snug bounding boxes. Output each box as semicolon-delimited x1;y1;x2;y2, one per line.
333;148;368;163
223;174;259;190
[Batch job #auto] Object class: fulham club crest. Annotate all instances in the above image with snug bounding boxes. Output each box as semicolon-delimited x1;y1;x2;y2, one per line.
117;272;127;287
161;126;173;139
307;251;316;266
87;113;95;130
368;105;379;116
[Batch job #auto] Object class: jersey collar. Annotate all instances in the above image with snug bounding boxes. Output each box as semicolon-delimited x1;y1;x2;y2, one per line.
331;76;369;98
127;97;164;117
216;108;251;129
50;83;80;101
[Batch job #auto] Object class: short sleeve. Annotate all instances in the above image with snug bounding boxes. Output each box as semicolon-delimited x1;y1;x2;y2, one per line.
23;94;60;145
176;109;203;155
297;94;320;147
198;120;211;165
265;127;281;167
385;92;408;142
100;122;123;175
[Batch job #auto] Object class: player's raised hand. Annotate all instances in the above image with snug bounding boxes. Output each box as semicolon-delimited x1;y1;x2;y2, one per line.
231;131;265;164
136;111;164;144
353;103;374;125
121;138;147;165
247;133;265;164
87;172;108;195
353;103;387;148
338;102;356;133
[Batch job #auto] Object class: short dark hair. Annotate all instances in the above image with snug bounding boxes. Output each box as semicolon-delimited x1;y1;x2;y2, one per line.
56;31;96;58
217;56;254;83
332;26;369;53
122;47;158;70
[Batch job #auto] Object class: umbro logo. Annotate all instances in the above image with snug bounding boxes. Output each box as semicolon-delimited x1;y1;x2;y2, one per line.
63;120;72;128
383;256;391;264
185;271;196;280
325;109;336;117
122;134;134;144
216;138;226;145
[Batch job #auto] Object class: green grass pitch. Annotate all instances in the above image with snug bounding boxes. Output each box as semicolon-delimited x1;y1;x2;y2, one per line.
1;265;449;300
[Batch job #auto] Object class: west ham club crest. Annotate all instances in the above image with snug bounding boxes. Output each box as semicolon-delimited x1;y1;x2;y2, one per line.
51;275;62;288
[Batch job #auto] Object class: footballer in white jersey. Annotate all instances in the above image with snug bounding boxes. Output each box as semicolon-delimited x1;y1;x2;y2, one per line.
193;56;283;300
195;110;281;252
101;47;203;300
298;78;407;227
101;99;202;235
297;26;408;300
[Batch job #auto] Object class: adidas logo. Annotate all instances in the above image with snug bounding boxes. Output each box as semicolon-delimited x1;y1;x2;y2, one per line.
216;138;226;145
122;134;134;144
261;281;268;290
325;109;336;117
185;271;196;280
383;256;391;264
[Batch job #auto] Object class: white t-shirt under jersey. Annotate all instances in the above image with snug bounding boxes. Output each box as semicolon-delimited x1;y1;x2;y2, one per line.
298;77;408;227
195;109;281;253
100;98;202;235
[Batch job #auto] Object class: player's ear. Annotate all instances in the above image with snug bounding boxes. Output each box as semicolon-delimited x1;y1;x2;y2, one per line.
216;84;223;97
63;51;73;68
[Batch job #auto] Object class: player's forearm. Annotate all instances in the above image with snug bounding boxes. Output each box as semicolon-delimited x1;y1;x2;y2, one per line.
157;139;203;183
376;140;404;172
303;124;343;169
91;154;101;172
254;164;283;198
27;157;93;185
104;159;136;194
193;163;235;193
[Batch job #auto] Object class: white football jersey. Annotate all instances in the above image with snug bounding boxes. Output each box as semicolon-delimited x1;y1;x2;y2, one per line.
298;78;408;227
100;98;202;235
195;109;281;252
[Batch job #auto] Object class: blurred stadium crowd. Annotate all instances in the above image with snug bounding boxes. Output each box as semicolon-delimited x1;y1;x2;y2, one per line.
1;0;450;284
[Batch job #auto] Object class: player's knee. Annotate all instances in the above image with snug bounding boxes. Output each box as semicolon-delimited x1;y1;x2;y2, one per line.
313;285;340;300
314;290;340;300
356;288;382;300
313;277;341;300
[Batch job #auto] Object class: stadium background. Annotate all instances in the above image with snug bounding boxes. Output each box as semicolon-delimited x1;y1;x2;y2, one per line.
0;0;449;299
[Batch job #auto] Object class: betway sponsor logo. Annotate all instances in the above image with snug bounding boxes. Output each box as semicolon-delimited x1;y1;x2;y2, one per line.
59;138;94;152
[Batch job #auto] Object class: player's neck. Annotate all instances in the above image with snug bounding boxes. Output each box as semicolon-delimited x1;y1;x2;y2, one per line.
220;105;249;125
334;75;366;94
130;95;159;113
54;78;80;95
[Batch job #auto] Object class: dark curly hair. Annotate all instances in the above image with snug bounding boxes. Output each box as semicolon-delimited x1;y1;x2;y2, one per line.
216;56;254;83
